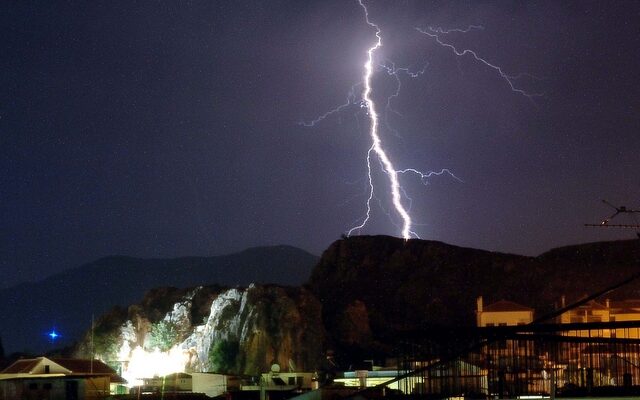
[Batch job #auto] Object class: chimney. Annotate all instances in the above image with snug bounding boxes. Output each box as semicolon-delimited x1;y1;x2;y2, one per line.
477;296;483;313
561;295;566;308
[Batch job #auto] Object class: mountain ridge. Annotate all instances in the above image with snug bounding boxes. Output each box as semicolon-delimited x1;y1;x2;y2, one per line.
3;237;639;359
0;245;318;354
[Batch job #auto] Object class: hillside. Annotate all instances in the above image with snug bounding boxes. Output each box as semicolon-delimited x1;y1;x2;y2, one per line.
71;236;640;378
308;236;640;360
0;245;318;354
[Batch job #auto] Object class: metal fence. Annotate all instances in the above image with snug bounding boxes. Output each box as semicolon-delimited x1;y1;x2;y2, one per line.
375;321;640;398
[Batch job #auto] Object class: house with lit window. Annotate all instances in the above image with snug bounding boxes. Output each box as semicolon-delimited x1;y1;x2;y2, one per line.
609;299;640;338
476;297;534;327
141;372;238;397
555;297;640;338
0;356;126;400
557;297;610;338
239;368;317;398
334;361;487;396
558;297;610;324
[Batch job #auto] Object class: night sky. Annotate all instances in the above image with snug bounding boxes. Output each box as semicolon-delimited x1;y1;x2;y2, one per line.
2;1;639;289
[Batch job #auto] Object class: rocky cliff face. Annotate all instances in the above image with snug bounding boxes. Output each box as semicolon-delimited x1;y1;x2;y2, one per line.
308;236;640;360
309;236;532;332
76;284;325;381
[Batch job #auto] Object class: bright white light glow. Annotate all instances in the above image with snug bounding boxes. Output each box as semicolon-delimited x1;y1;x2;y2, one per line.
350;0;414;240
118;345;187;387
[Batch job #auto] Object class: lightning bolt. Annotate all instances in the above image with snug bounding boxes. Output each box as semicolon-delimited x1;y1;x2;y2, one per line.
416;26;544;101
298;83;361;127
428;25;485;34
301;1;539;241
380;61;428;138
345;0;420;240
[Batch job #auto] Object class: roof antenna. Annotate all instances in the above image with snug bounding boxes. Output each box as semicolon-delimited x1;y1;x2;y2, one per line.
585;200;640;237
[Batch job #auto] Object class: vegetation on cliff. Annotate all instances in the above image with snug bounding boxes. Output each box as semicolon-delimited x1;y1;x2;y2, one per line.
76;285;325;376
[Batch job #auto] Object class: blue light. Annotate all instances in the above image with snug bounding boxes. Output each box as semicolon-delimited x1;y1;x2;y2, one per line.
48;330;59;341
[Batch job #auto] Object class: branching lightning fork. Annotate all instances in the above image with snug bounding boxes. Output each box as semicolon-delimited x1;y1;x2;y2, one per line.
301;1;539;241
416;26;544;101
298;83;361;127
380;61;428;138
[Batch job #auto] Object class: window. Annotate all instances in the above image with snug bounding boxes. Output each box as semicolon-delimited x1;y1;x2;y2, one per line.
288;377;296;385
44;365;50;373
43;383;52;390
28;383;38;390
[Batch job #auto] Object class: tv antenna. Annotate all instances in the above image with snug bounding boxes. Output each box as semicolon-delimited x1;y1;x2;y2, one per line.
585;200;640;237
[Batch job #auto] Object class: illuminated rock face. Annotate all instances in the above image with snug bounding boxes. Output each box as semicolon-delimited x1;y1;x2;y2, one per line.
84;285;325;383
184;285;325;375
182;287;246;372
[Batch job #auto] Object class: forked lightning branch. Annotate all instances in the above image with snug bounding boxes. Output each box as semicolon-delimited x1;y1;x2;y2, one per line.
301;0;540;240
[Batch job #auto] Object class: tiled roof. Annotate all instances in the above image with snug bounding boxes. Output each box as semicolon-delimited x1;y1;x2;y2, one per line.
575;300;606;310
111;375;128;384
165;372;193;379
51;359;115;375
484;300;533;312
0;357;125;384
0;359;40;374
610;299;640;309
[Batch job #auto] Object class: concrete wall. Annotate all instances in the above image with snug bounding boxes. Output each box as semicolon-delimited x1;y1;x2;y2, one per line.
479;310;533;327
0;377;108;400
192;373;228;397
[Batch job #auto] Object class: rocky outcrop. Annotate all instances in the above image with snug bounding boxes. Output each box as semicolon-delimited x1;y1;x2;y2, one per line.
76;284;325;378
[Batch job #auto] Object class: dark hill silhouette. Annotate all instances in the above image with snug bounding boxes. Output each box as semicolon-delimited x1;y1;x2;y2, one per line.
0;245;318;354
308;236;640;357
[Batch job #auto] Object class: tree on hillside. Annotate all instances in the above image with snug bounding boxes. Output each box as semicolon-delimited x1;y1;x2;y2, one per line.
148;320;179;352
208;339;239;373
